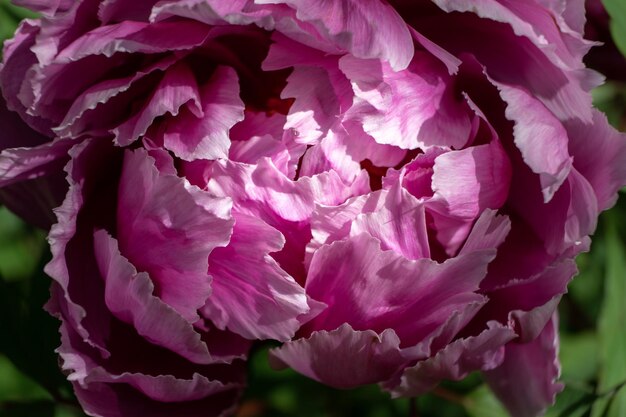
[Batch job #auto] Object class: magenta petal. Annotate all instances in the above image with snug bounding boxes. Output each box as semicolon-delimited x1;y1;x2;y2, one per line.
54;56;178;139
117;149;234;323
84;368;236;403
0;19;53;135
94;230;213;364
269;324;404;389
161;66;244;161
304;234;491;346
432;0;594;69
258;0;413;70
114;62;202;146
388;322;516;397
459;210;512;254
340;54;472;150
350;185;430;260
431;140;512;219
282;65;341;146
202;213;315;341
208;158;315;222
494;81;572;201
12;0;72;15
484;315;563;417
502;259;576;342
55;20;210;62
566;110;626;211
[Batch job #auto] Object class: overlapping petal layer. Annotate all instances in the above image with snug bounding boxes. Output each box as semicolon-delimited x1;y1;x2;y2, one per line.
1;1;625;416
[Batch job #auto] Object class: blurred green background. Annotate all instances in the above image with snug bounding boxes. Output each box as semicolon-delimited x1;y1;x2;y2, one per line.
0;1;625;416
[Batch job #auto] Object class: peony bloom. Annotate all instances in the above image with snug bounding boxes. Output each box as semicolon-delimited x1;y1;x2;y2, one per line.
1;1;625;417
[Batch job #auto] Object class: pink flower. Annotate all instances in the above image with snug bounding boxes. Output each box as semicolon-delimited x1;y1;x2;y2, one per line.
1;1;625;417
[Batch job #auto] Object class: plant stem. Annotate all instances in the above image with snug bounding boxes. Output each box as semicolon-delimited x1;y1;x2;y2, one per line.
409;397;419;417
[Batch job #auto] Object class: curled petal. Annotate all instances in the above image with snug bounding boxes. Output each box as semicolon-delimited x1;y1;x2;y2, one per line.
484;315;563;417
269;324;405;389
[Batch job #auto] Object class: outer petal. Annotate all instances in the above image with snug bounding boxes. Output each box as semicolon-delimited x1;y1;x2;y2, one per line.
566;110;626;210
54;20;211;62
269;324;405;388
388;322;516;397
431;0;593;68
94;230;213;364
484;315;563;417
0;19;53;135
304;234;492;347
54;56;178;139
493;80;572;201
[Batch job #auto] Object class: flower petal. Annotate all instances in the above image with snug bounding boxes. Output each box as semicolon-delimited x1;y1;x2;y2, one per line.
159;66;244;161
116;149;234;323
256;0;414;70
202;213;316;341
269;324;404;388
484;315;563;417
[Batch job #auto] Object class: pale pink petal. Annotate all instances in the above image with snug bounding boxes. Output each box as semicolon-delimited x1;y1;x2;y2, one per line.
281;65;341;145
426;140;511;255
256;0;413;70
340;53;472;150
431;140;512;218
459;210;512;254
493;80;572;201
150;0;272;26
229;111;296;175
350;185;430;260
208;158;314;222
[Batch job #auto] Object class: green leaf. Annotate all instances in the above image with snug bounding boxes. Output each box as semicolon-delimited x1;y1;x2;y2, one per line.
0;262;71;402
0;207;46;281
0;354;51;402
546;387;595;417
0;401;55;417
559;332;599;383
591;210;626;417
603;0;626;58
463;385;509;417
